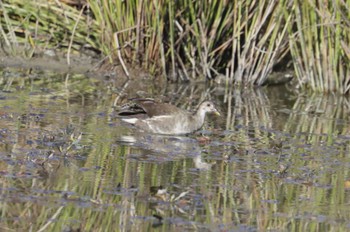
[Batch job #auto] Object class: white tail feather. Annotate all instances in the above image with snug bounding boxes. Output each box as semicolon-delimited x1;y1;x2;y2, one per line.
119;135;137;143
122;118;138;124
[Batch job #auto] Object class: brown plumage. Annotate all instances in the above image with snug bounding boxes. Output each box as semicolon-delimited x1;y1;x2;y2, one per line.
118;99;220;135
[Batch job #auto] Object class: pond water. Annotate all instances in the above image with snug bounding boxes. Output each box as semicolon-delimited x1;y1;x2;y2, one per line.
0;68;350;231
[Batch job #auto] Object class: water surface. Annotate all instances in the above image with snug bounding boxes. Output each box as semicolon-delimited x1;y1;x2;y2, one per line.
0;68;350;231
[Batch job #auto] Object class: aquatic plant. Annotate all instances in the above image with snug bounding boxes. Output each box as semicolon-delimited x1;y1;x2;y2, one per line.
287;0;350;93
0;0;98;62
87;0;291;85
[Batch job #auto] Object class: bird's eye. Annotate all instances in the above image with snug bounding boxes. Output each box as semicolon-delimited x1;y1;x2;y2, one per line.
207;103;211;107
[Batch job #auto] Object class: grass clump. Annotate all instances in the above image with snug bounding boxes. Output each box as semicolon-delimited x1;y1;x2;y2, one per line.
288;0;350;93
0;0;98;59
88;0;291;84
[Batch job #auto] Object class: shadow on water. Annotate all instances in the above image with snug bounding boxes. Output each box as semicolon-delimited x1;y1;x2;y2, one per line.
0;67;350;231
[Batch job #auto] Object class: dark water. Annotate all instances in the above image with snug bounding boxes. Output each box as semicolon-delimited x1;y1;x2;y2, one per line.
0;68;350;231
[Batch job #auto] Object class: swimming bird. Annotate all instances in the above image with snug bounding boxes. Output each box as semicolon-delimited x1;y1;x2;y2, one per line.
118;99;220;135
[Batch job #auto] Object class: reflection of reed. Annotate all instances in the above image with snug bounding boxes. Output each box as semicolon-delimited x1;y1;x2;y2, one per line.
285;94;350;141
3;72;350;230
223;87;273;147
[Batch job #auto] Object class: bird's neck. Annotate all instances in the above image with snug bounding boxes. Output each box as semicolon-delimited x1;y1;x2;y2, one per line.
194;110;206;126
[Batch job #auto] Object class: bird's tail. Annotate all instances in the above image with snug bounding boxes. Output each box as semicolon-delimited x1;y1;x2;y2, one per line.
121;118;138;124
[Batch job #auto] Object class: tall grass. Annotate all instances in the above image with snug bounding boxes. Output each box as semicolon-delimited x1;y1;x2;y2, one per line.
87;0;290;83
288;0;350;93
0;0;98;58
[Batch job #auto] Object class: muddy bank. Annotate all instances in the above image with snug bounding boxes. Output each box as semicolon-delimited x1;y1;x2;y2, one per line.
0;48;95;72
0;48;294;87
0;48;151;81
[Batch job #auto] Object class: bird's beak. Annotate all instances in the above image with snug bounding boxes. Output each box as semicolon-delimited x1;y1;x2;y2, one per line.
214;109;221;116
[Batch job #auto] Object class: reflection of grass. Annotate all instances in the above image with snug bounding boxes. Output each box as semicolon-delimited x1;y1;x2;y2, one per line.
285;93;350;142
223;88;273;150
216;90;350;231
1;73;350;230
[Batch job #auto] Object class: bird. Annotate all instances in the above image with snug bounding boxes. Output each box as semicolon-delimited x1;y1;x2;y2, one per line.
117;99;220;135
